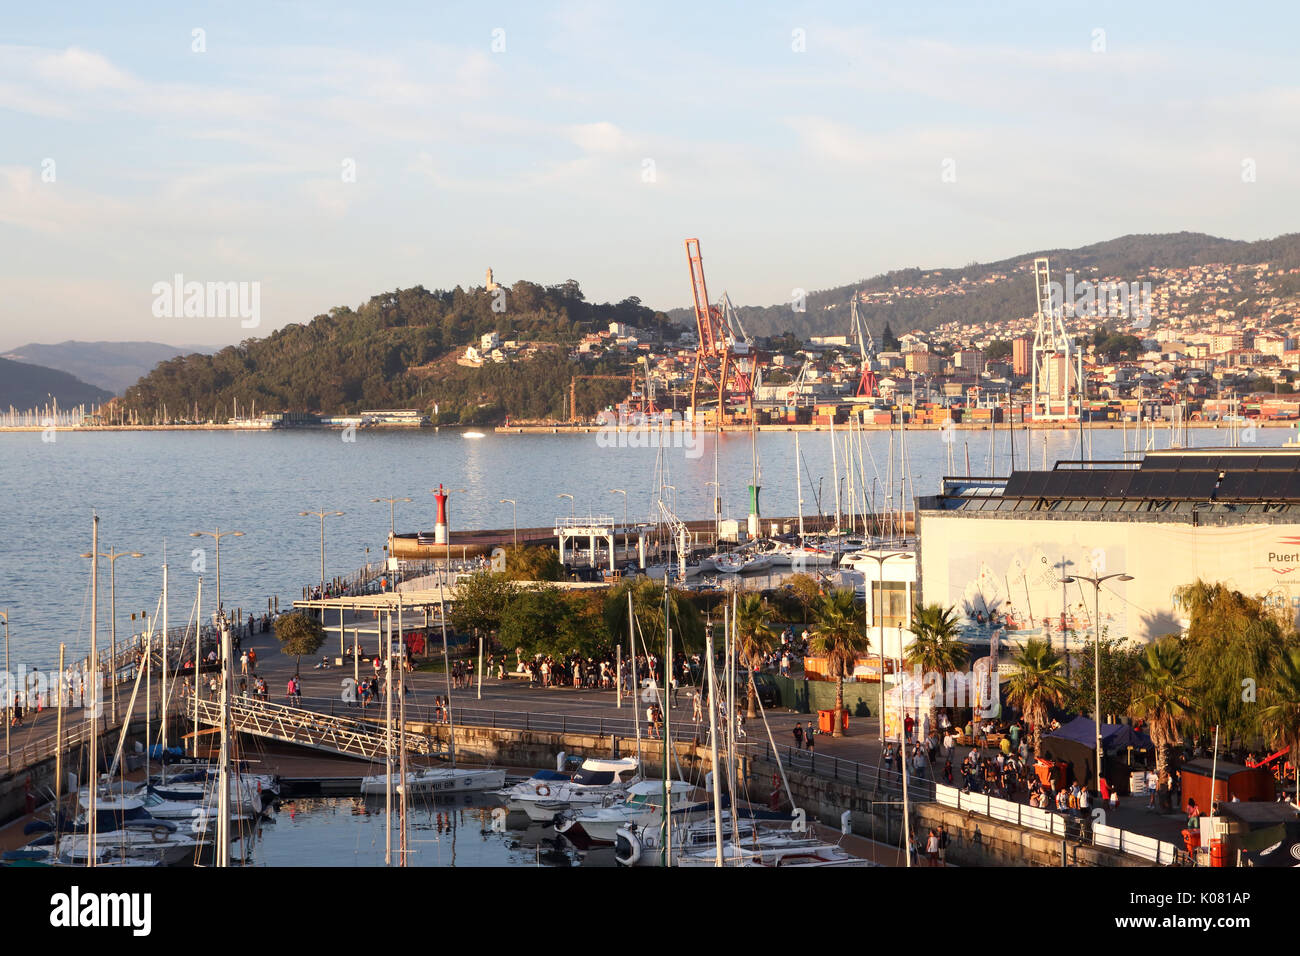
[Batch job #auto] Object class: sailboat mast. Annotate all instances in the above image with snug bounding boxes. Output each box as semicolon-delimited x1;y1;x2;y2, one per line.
384;609;393;866
161;544;168;751
398;598;408;867
795;433;805;540
629;592;640;769
831;416;841;532
88;513;99;868
192;578;201;759
705;621;723;867
217;617;231;867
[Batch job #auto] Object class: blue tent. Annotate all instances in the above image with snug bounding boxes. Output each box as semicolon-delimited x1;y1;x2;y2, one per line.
1040;717;1153;792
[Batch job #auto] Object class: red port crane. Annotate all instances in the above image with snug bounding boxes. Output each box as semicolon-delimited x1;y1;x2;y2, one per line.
685;238;753;424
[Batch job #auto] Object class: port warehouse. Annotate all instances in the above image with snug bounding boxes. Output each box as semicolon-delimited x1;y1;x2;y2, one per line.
916;448;1300;647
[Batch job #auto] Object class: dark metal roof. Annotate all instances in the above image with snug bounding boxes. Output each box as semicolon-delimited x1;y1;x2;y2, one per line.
932;448;1300;513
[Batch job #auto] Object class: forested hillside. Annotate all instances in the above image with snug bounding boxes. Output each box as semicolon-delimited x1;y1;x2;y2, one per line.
120;281;675;423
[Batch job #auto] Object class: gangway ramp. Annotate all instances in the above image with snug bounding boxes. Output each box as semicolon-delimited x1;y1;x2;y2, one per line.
192;697;438;761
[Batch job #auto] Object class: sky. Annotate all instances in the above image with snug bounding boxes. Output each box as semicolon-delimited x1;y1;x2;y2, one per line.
2;0;1299;350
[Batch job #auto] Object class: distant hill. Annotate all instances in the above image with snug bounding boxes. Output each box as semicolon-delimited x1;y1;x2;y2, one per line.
0;357;114;410
669;231;1300;341
1;341;217;395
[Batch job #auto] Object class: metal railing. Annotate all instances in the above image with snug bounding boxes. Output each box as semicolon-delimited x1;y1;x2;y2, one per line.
191;696;435;761
756;740;937;801
934;783;1184;864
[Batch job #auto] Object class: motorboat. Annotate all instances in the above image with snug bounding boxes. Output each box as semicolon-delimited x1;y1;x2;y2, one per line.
496;757;640;823
554;779;713;846
710;551;771;574
675;836;877;867
613;812;799;867
360;766;507;796
14;794;202;866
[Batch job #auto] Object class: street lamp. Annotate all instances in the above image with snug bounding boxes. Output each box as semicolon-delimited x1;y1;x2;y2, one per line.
187;529;243;616
298;512;342;605
80;547;144;721
856;551;914;747
557;493;574;522
1060;570;1134;793
499;499;517;549
371;497;412;537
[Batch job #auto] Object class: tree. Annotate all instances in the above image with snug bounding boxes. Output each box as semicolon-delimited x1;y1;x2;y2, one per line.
904;603;967;724
497;585;606;660
809;588;870;737
880;321;900;352
449;572;515;644
274;612;325;675
1130;636;1195;790
602;579;704;657
1260;646;1300;778
503;545;564;582
734;593;777;718
1005;638;1070;758
1068;633;1142;720
1176;580;1291;744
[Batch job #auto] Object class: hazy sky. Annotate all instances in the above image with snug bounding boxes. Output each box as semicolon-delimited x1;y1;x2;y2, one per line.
2;0;1298;350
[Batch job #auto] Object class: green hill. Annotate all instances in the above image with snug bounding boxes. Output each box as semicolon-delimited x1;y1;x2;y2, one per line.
120;281;676;423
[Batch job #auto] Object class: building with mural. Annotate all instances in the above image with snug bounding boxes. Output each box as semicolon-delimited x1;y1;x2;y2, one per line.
916;448;1300;653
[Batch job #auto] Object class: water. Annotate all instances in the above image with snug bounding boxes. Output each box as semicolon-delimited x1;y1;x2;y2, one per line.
237;793;589;867
0;424;1292;667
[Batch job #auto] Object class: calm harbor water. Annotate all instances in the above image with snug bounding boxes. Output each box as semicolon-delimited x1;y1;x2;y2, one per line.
242;793;590;867
0;425;1293;667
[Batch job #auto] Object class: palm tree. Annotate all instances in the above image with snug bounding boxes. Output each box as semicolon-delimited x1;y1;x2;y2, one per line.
1005;638;1070;757
734;593;776;718
1131;636;1195;790
1260;646;1300;793
904;603;967;728
809;588;870;737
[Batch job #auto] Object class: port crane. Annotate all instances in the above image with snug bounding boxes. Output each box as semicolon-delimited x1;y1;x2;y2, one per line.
685;238;754;425
849;295;880;397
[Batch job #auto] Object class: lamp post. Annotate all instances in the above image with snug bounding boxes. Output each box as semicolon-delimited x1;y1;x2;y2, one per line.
1059;570;1133;793
856;550;914;747
371;497;412;537
298;511;343;605
80;547;144;722
499;499;517;549
557;493;574;523
609;489;627;561
187;529;243;616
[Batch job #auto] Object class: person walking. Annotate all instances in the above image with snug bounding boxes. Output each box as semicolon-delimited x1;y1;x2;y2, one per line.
805;723;815;754
240;651;249;675
793;722;804;750
937;824;949;866
926;828;940;867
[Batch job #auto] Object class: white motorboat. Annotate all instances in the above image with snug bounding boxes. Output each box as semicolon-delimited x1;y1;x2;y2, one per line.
554;778;711;846
675;837;877;867
710;551;771;574
360;766;507;796
146;770;278;808
613;814;797;867
776;543;836;568
497;757;640;823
